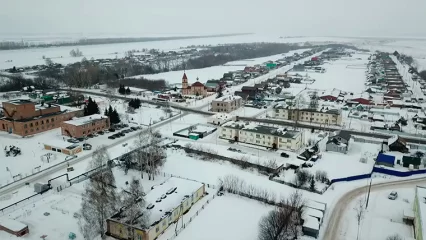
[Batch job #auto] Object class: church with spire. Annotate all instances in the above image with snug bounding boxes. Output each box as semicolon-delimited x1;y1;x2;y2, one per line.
181;72;208;97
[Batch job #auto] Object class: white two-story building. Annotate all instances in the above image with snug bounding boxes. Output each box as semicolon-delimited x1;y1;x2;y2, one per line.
220;121;304;151
273;106;342;125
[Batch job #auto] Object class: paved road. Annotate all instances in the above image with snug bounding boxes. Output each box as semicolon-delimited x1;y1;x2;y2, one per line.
322;177;426;240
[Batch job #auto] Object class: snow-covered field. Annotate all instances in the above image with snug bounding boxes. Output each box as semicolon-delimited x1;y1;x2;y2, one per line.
172;194;273;240
307;53;369;93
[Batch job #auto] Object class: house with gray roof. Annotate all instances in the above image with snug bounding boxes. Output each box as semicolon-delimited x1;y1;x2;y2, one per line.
326;130;351;153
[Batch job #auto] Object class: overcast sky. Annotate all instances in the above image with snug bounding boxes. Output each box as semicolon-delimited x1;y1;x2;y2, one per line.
1;0;425;39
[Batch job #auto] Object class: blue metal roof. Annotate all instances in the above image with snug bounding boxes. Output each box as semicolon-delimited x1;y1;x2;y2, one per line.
376;153;395;165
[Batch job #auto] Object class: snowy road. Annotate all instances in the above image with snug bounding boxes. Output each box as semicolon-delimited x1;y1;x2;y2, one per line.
0;112;186;197
322;177;426;240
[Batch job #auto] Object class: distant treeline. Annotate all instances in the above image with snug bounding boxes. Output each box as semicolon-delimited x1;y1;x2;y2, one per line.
0;33;251;50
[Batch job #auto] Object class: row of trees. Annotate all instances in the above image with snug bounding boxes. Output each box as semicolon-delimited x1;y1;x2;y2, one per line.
104;105;121;124
70;48;84;57
128;98;142;109
118;84;131;95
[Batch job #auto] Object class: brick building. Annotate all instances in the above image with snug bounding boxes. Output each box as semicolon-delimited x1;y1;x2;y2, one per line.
61;114;110;138
211;95;242;113
0;99;83;137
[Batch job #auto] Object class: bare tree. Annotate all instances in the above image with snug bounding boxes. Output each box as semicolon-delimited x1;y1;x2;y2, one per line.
354;198;366;240
134;130;166;180
258;191;305;240
79;146;119;239
121;177;149;227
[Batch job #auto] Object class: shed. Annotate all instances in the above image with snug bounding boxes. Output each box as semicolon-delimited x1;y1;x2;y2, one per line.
0;218;29;237
402;156;421;168
302;215;320;238
376;153;395;167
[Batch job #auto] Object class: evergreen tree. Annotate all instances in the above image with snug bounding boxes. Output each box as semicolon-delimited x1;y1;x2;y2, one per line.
108;105;114;117
309;178;316;192
109;108;120;124
83;105;89;116
104;108;108;117
126;87;131;95
118;84;125;95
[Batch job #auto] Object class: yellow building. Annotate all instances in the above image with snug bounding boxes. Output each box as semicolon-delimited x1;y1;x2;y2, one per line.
273;106;342;126
107;177;206;240
181;73;208;97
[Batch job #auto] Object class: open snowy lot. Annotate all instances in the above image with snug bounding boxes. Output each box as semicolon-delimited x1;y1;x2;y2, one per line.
338;188;415;240
307;53;369;94
172;194;273;240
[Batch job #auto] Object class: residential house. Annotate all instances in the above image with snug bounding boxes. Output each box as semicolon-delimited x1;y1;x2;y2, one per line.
319;89;341;102
326;130;351;153
220;121;304;151
386;135;409;153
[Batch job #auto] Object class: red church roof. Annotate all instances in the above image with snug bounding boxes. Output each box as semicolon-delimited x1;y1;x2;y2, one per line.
191;81;205;87
182;73;188;80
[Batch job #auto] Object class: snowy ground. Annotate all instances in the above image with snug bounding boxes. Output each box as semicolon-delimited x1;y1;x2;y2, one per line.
170;194;273;240
338;188;415;240
306;53;369;93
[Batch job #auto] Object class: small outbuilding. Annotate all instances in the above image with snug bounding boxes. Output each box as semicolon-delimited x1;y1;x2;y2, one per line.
376;153;396;167
326;130;351;153
0;218;29;237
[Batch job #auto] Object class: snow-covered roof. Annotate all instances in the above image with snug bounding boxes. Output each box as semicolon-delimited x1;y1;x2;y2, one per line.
222;121;302;139
304;207;324;220
0;218;27;231
302;215;320;230
305;200;326;211
212;95;242;102
43;140;80;150
63;114;107;126
144;177;203;226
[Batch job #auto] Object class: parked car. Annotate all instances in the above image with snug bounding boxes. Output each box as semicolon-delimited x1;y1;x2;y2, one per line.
281;152;289;158
388;191;398;200
119;132;125;137
65;155;77;161
108;135;116;140
93;133;98;137
131;126;138;131
123;124;129;128
109;128;116;132
98;131;104;135
87;134;94;138
77;137;85;142
83;144;92;150
104;129;110;133
67;138;79;143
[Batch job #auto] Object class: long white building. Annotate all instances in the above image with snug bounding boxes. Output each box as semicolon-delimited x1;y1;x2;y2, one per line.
220;121;304;151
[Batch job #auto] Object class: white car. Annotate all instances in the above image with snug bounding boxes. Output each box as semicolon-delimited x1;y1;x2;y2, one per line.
388;191;398;200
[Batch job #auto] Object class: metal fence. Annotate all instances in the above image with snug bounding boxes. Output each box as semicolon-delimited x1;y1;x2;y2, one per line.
166;194;216;240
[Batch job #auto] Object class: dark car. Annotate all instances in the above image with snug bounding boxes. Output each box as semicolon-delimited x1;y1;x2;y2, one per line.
113;133;121;138
87;134;94;138
123;124;129;128
281;152;289;158
98;131;104;135
109;128;116;132
67;138;79;143
119;132;125;137
77;137;85;142
131;126;138;131
108;135;116;140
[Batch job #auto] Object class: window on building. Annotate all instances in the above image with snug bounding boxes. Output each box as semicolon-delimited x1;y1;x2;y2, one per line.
25;130;28;134
256;140;260;143
36;128;39;131
256;134;261;138
46;119;49;123
156;226;160;233
30;123;33;127
83;131;86;134
162;220;167;227
41;120;44;124
168;215;172;222
51;118;54;122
